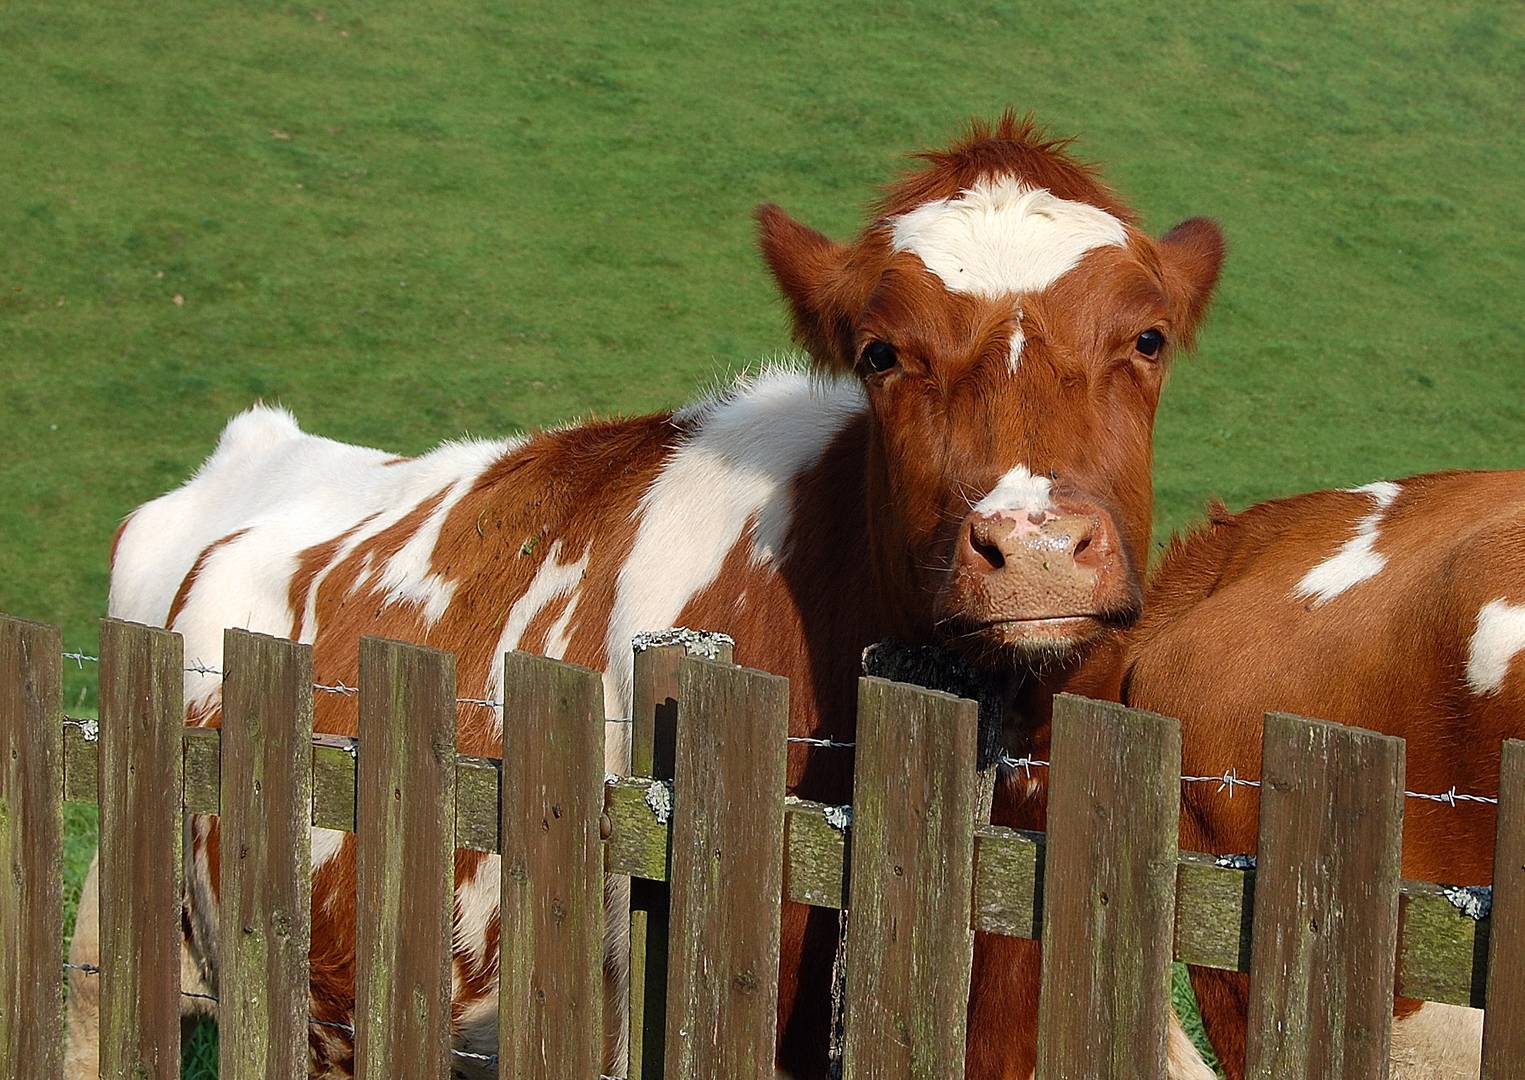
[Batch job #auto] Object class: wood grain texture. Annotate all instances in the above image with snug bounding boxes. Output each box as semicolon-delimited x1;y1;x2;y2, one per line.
0;616;64;1079
626;640;731;1080
664;657;788;1080
182;726;220;813
57;726;1504;1007
1483;738;1525;1077
219;630;314;1080
783;798;850;909
1398;880;1488;1007
98;618;184;1080
1175;851;1255;973
841;676;980;1080
1244;713;1404;1080
1035;695;1181;1080
973;825;1044;939
499;651;606;1080
354;637;456;1080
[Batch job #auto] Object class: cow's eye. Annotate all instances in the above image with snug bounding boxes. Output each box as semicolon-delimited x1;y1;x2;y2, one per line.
1134;329;1165;358
861;340;899;374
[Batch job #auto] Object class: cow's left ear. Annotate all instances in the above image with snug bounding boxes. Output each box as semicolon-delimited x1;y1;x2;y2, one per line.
756;203;865;371
1157;217;1225;350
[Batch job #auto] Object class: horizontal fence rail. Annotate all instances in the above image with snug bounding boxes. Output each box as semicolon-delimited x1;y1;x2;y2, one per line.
3;612;1522;1080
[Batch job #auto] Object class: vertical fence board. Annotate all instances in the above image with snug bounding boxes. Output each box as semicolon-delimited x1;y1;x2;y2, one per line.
499;651;606;1080
355;637;456;1080
1244;713;1404;1080
219;630;314;1080
627;643;681;1080
664;657;788;1080
841;677;980;1079
627;638;734;1080
0;617;64;1079
1482;738;1525;1076
1035;695;1182;1079
98;618;185;1079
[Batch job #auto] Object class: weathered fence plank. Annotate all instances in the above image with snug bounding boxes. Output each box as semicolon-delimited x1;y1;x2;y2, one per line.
627;637;732;1080
664;657;788;1080
354;637;456;1080
1035;695;1182;1079
0;616;65;1079
219;629;314;1080
98;618;185;1079
499;651;606;1080
841;677;980;1079
1397;880;1488;1007
1175;852;1255;973
1482;738;1525;1076
1244;713;1405;1080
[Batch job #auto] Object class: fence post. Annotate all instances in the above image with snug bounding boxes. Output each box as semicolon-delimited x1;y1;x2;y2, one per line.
627;637;734;1080
1035;695;1182;1079
1244;713;1404;1079
1482;738;1525;1076
841;677;980;1078
664;657;788;1080
354;637;456;1080
98;618;185;1078
219;629;314;1080
0;616;65;1079
499;651;606;1080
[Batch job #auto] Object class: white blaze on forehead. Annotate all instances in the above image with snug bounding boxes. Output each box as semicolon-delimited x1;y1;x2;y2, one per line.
888;178;1129;370
1466;598;1525;696
973;464;1053;516
1293;481;1402;607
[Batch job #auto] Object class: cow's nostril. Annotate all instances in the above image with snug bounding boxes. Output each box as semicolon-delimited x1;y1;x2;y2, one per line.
968;524;1006;572
1073;533;1092;560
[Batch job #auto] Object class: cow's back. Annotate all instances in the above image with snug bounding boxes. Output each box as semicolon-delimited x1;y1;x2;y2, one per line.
1126;468;1525;872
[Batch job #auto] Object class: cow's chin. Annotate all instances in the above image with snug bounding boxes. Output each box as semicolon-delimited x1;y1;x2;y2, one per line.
940;613;1120;669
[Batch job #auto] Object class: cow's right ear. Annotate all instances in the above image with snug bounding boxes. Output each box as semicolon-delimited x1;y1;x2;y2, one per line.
756;204;863;371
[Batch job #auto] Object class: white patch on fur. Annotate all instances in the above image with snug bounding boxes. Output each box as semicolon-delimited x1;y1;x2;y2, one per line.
108;404;519;698
311;827;346;872
1389;1002;1482;1077
1292;481;1402;607
888;179;1128;369
1466;598;1525;696
604;365;865;716
482;540;591;732
974;464;1053;516
453;853;500;979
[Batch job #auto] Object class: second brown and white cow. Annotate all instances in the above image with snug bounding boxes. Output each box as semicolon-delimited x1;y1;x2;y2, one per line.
1127;470;1524;1077
972;469;1524;1079
67;113;1225;1078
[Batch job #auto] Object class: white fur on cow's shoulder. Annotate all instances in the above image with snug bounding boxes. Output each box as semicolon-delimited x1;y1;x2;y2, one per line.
602;364;865;714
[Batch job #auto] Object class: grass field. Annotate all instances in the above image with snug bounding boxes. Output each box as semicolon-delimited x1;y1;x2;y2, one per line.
3;1;1522;1075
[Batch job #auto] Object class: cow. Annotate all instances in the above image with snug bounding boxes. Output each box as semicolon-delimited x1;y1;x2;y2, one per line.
64;112;1226;1079
1112;470;1523;1077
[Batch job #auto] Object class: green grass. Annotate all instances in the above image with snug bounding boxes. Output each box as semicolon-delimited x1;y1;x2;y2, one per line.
5;2;1521;1076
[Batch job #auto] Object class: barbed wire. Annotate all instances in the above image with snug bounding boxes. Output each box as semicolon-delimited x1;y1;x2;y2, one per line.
56;650;1504;808
61;962;629;1075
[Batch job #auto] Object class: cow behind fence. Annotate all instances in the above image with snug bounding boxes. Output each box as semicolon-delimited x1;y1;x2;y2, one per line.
2;613;1523;1078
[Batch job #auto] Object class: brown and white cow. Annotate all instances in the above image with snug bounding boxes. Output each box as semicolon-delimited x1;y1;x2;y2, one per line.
1124;470;1524;1077
972;470;1524;1079
65;114;1225;1078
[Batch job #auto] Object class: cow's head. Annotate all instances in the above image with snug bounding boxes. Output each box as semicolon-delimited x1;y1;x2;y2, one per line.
758;113;1223;670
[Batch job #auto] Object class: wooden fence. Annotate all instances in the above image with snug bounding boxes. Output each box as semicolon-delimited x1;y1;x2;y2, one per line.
2;613;1523;1078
